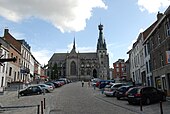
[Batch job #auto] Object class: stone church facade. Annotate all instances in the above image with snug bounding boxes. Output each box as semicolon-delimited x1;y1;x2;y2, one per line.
48;24;109;81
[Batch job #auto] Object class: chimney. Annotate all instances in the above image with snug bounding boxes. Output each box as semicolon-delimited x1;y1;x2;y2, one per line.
4;28;9;36
157;12;163;20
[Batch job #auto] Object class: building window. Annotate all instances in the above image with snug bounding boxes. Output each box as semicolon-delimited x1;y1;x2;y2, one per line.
11;53;13;58
15;56;18;63
9;67;12;76
149;60;152;72
116;68;119;72
70;61;76;75
146;62;148;73
81;69;85;75
160;53;164;67
157;34;161;45
147;42;150;54
165;20;170;37
121;68;125;72
144;45;147;57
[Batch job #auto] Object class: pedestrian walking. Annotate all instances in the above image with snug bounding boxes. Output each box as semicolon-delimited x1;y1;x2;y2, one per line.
93;84;96;90
88;80;90;87
81;80;84;87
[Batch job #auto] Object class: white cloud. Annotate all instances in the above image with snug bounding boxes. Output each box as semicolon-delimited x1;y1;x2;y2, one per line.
32;49;53;65
0;0;107;33
137;0;170;13
10;31;26;40
127;28;144;50
128;39;136;50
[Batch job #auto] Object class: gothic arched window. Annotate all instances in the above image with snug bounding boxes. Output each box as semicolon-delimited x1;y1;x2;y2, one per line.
70;61;76;75
87;69;91;75
81;69;85;75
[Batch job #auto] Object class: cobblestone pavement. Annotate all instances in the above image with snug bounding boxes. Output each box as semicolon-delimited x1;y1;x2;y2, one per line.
0;82;170;114
49;82;170;114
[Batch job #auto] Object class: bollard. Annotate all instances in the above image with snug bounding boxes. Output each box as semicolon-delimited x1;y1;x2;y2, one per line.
18;90;20;99
43;89;45;95
140;98;143;111
160;101;163;114
37;105;40;114
44;98;45;109
41;101;43;114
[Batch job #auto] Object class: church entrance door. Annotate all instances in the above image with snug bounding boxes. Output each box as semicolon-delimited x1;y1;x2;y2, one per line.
93;69;97;78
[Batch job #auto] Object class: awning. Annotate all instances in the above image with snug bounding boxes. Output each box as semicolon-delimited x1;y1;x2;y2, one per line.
40;76;49;79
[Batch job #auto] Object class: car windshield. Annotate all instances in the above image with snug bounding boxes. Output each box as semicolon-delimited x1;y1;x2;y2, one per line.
128;88;140;94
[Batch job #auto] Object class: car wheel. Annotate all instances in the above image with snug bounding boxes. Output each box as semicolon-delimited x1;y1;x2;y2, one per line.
37;91;40;95
146;98;151;105
19;92;23;96
117;97;120;100
113;92;116;97
45;89;48;93
128;100;132;105
105;95;109;97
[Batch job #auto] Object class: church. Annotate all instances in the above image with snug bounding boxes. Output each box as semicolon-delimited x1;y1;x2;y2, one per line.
48;24;109;81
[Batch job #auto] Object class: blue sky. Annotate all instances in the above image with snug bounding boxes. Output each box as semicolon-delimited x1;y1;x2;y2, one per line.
0;0;169;68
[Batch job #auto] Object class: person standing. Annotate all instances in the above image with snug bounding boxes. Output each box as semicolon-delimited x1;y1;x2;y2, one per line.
81;80;84;87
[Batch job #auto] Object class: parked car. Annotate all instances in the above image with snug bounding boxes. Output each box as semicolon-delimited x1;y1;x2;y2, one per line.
126;86;166;105
103;83;114;92
115;85;134;100
99;80;115;89
38;84;54;92
91;78;101;87
104;83;125;97
45;82;55;89
19;85;43;96
50;81;60;88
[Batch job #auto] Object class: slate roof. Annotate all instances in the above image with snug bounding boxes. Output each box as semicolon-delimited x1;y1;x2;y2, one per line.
49;52;98;62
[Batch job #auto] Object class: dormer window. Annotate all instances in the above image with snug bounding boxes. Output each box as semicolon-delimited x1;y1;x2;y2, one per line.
165;18;170;37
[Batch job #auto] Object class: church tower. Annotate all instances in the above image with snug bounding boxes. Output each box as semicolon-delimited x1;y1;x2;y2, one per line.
96;23;109;80
66;38;80;81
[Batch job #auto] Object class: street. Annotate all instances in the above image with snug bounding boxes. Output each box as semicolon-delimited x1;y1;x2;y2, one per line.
0;82;170;114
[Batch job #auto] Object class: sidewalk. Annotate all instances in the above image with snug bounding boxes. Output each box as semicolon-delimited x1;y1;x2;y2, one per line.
0;86;49;114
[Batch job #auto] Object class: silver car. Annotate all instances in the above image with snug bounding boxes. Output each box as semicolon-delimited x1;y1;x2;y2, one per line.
104;83;125;97
38;84;54;93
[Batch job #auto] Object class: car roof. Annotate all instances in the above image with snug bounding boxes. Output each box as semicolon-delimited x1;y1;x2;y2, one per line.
119;85;133;88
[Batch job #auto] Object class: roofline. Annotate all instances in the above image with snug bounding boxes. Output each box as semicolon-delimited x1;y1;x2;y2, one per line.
143;15;166;44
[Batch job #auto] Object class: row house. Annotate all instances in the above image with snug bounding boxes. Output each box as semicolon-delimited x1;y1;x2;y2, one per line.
0;38;10;87
33;56;42;81
127;33;145;85
125;59;130;81
127;22;155;86
128;6;170;96
143;7;170;96
0;29;44;87
113;59;127;82
18;39;31;83
7;43;21;83
3;29;31;83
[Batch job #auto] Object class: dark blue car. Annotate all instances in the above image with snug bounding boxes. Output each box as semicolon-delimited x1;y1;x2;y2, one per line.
99;80;115;89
